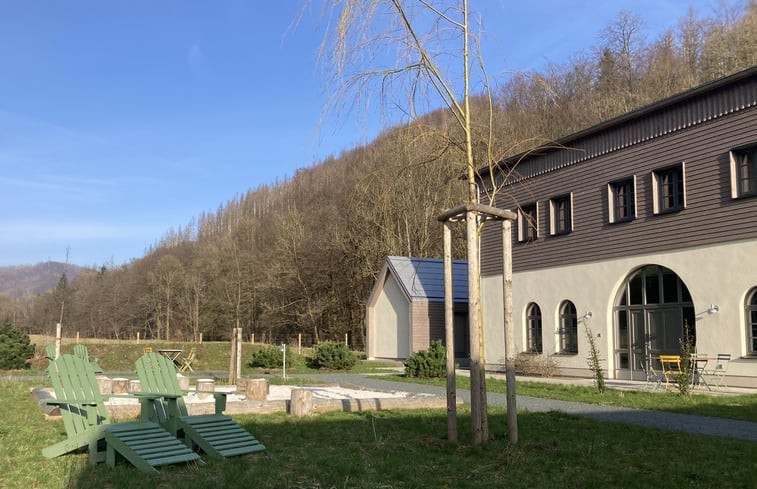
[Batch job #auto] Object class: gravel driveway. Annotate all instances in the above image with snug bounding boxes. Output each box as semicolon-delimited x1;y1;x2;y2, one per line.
299;373;757;442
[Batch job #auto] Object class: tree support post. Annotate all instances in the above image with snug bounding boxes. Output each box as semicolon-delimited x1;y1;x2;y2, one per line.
502;219;518;444
438;203;517;446
443;220;457;442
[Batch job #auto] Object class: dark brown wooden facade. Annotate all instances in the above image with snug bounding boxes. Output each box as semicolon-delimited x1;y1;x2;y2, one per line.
480;67;757;276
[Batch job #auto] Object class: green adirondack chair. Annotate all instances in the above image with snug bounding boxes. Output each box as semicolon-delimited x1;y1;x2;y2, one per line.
43;353;204;474
136;352;266;459
73;344;104;374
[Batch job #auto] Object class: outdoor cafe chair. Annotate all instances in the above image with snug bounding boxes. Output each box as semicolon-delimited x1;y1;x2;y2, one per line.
659;355;683;390
702;353;731;390
637;354;663;390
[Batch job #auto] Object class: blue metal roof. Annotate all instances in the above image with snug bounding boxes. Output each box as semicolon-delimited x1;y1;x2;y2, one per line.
385;256;468;302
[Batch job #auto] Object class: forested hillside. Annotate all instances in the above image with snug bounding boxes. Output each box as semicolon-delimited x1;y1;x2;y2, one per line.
3;4;755;348
0;262;82;299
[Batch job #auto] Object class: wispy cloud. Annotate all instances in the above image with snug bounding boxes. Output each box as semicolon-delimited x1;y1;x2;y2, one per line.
187;42;204;67
0;221;163;244
0;176;73;192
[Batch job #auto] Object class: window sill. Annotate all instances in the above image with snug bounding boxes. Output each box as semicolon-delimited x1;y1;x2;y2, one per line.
734;191;757;200
609;217;635;225
653;206;685;216
553;352;578;356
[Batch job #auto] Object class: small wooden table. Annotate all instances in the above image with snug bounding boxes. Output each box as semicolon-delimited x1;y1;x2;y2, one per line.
157;349;183;364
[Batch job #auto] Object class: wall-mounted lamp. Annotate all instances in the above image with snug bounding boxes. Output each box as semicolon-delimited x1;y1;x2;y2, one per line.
582;311;593;320
707;304;720;314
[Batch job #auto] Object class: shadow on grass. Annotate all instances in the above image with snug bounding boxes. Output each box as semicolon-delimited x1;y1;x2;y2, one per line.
62;408;757;489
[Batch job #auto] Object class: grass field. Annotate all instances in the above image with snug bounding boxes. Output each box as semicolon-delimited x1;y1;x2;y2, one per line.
4;338;757;487
388;375;757;423
3;379;757;489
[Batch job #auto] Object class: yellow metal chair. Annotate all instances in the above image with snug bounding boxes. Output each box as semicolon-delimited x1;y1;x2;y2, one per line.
178;347;196;372
143;347;153;354
659;355;682;389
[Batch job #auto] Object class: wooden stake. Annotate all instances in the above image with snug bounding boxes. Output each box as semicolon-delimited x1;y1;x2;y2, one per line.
443;220;457;442
298;333;302;354
502;219;518;444
228;328;237;385
55;323;62;359
466;211;485;444
236;327;243;383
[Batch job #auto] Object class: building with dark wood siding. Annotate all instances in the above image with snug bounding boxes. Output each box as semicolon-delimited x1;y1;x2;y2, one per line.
478;67;757;387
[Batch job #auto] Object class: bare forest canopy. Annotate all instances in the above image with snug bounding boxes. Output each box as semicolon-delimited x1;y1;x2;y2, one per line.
4;5;756;348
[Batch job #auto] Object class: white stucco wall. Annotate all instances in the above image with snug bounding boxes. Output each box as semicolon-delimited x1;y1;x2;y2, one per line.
370;274;410;359
481;238;757;387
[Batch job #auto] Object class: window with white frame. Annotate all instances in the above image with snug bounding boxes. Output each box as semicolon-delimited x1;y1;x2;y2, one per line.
652;163;686;214
558;301;578;354
730;144;757;199
526;303;543;353
549;194;572;235
747;288;757;356
518;203;538;242
608;177;636;223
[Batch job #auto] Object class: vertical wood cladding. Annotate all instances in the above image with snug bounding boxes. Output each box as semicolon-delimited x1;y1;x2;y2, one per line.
481;106;757;276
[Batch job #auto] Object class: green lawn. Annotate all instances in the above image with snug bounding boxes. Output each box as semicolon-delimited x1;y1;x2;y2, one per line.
3;379;756;489
386;374;757;422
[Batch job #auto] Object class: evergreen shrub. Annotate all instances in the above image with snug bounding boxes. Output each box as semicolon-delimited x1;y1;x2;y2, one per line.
312;341;356;370
404;340;446;378
249;344;287;369
0;322;36;370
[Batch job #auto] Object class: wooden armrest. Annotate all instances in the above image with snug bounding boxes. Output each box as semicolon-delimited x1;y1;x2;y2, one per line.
131;392;181;400
43;399;98;406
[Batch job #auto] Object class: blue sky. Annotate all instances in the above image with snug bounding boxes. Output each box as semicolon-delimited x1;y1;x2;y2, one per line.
0;0;724;267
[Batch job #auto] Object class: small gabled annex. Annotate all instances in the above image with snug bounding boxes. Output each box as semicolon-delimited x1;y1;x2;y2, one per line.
366;256;469;361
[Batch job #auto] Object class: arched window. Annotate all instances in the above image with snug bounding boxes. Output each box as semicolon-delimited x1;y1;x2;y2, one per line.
747;288;757;356
526;303;543;353
559;301;578;354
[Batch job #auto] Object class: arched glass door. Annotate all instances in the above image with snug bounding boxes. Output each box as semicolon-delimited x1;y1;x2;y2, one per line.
614;265;695;377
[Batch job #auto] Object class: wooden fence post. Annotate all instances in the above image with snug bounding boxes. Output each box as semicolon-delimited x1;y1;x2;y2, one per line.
55;323;62;359
236;327;243;383
228;328;237;385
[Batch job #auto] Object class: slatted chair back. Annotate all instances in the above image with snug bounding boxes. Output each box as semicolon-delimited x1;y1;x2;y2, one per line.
74;344;104;374
45;344;57;362
135;351;265;459
47;353;111;439
136;352;190;419
178;347;196;372
659;355;682;388
44;353;203;473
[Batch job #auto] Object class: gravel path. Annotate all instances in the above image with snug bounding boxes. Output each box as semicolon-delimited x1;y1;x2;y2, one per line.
300;373;757;442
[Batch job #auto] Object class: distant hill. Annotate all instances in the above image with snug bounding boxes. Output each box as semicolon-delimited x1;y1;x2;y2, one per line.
0;262;84;300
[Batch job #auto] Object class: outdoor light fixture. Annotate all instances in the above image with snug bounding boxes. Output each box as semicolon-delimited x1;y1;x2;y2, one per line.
708;304;720;314
582;311;593;320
